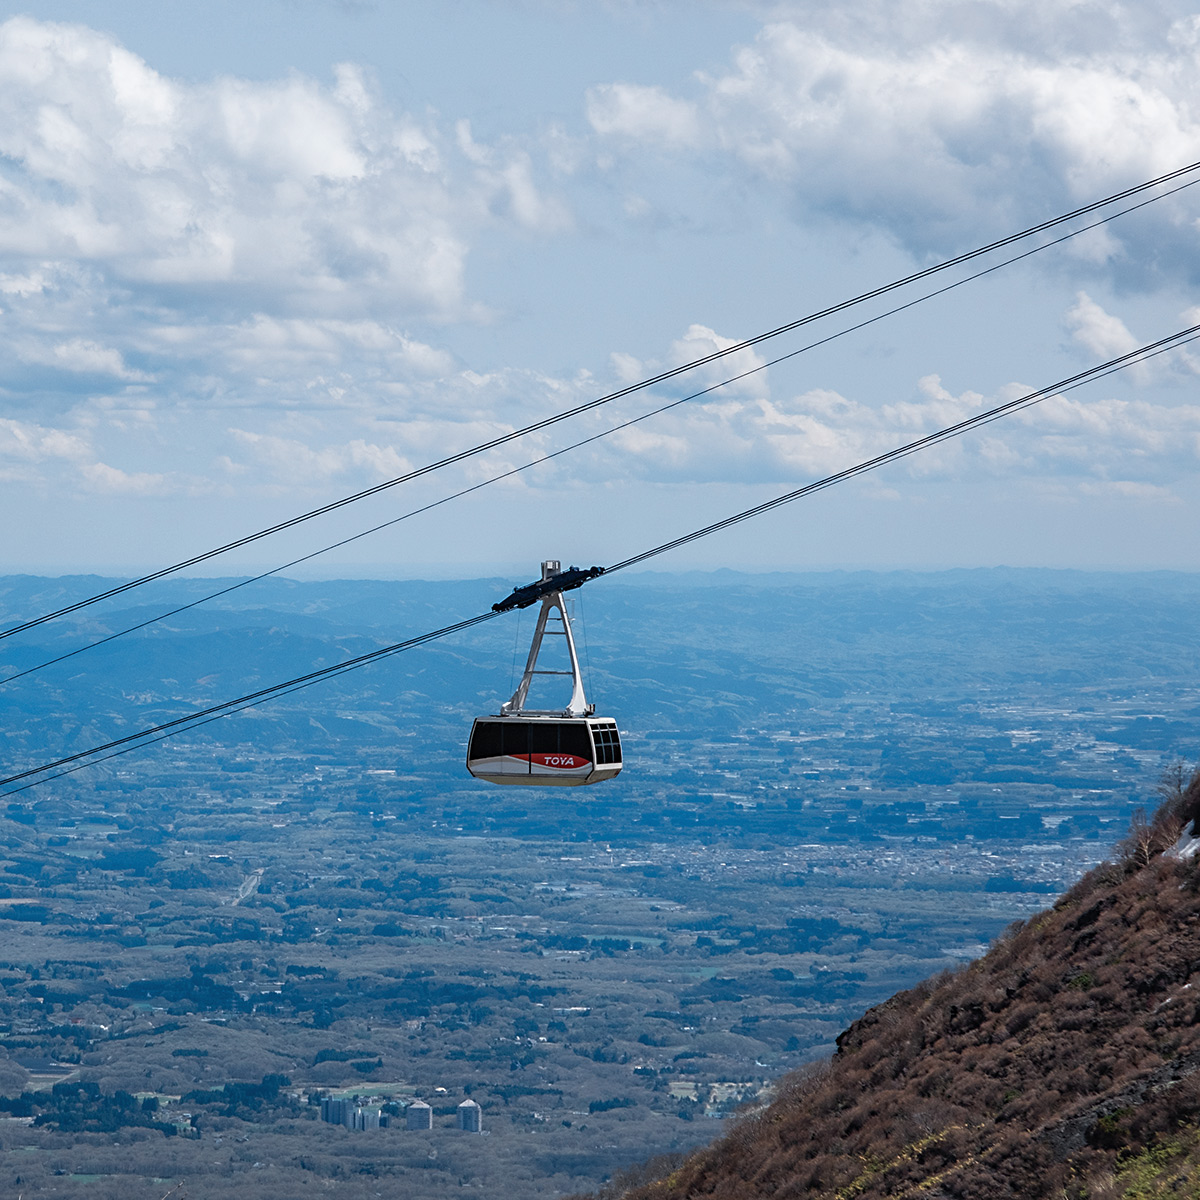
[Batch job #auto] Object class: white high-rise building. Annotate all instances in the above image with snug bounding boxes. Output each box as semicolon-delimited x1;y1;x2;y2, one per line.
406;1099;433;1130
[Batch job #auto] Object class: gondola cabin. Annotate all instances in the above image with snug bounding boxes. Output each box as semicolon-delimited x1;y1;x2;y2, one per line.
467;560;623;788
466;716;622;786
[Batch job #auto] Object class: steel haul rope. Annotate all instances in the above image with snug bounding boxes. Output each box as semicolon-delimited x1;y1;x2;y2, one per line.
4;321;1198;795
7;169;1200;683
4;159;1200;643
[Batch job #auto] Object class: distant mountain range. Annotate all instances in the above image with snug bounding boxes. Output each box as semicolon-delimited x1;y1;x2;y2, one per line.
4;566;1200;724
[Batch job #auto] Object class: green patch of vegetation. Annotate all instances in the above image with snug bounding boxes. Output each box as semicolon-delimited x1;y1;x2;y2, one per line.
1108;1128;1200;1195
26;1081;182;1137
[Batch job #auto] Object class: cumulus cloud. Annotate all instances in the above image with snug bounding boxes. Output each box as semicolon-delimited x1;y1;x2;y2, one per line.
455;120;573;233
396;317;1200;498
0;416;90;464
0;15;573;332
588;2;1200;266
608;324;771;402
587;83;702;146
16;330;1191;510
582;349;1200;490
0;18;471;313
0;11;593;484
1065;292;1141;359
146;314;453;400
4;5;1197;528
20;337;153;381
0;269;51;296
78;461;167;495
0;413;165;493
229;429;413;487
0;4;664;526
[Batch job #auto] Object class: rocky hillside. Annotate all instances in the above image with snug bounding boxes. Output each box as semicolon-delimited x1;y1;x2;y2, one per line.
607;773;1200;1200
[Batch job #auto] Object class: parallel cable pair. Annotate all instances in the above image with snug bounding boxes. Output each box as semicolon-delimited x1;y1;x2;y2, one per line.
6;166;1200;688
4;158;1200;645
5;321;1198;796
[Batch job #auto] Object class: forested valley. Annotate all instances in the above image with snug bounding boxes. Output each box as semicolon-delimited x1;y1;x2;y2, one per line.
0;569;1196;1197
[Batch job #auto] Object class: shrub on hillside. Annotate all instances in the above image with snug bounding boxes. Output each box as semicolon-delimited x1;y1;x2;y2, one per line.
615;778;1200;1200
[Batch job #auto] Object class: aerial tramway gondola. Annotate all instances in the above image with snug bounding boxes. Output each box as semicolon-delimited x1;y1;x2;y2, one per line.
466;561;622;787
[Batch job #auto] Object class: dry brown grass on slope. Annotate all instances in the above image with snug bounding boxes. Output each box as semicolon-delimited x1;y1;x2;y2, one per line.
617;769;1200;1200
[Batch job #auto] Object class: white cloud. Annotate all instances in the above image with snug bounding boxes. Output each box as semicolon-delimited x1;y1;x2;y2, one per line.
589;5;1200;263
585;363;1200;489
229;429;414;488
609;324;771;403
0;11;607;491
1065;292;1141;359
1078;479;1179;500
587;83;702;146
0;16;570;320
667;325;770;396
0;413;165;494
883;374;986;431
152;315;453;386
78;461;166;494
0;416;89;463
609;351;644;384
3;4;1197;545
8;330;1196;513
0;269;50;297
456;120;573;234
20;337;153;381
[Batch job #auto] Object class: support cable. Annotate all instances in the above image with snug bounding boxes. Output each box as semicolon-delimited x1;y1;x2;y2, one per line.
604;324;1200;574
6;172;1198;686
3;322;1197;795
3;160;1200;642
0;612;499;791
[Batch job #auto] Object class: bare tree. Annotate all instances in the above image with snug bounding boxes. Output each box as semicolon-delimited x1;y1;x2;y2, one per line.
1119;808;1160;869
1156;760;1192;813
1155;760;1200;845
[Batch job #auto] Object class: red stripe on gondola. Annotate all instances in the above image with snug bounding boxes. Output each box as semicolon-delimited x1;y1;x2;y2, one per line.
510;753;591;769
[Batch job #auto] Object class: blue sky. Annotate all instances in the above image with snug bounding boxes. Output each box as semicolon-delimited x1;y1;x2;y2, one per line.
2;0;1200;576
